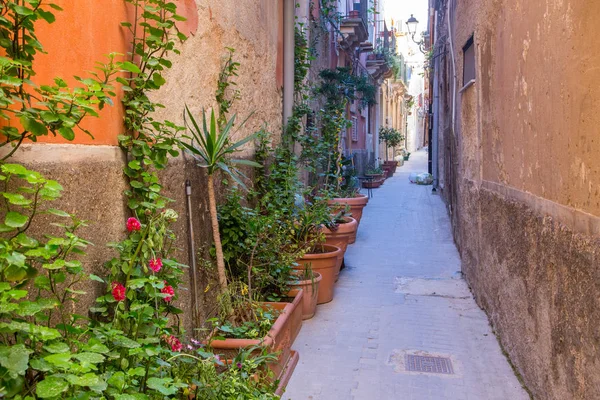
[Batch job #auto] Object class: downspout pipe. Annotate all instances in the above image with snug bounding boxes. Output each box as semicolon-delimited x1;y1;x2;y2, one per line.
283;0;295;126
185;180;200;333
432;12;440;190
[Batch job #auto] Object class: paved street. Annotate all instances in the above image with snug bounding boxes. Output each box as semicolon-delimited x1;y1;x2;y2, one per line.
285;150;530;400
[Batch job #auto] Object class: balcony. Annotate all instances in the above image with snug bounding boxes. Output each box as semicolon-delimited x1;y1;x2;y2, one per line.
338;0;369;49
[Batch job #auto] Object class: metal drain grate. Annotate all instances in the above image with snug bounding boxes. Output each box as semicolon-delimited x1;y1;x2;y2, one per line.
405;354;454;374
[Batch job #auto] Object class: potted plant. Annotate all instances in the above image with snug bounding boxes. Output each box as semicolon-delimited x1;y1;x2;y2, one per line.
321;210;358;281
287;266;322;320
404;151;411;161
291;198;342;304
183;109;302;385
379;127;404;174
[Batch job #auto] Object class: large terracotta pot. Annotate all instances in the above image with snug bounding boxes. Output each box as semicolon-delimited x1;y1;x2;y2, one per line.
328;195;368;244
287;272;322;320
207;290;303;381
381;165;391;178
384;160;398;174
294;245;341;304
322;217;357;281
328;194;368;224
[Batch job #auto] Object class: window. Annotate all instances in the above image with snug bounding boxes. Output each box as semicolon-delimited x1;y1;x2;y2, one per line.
351;117;358;141
462;35;475;85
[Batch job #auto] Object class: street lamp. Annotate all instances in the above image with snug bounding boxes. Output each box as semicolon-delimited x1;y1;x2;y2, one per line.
405;14;427;54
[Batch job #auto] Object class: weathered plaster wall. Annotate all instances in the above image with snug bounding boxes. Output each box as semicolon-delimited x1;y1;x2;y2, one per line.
3;0;283;334
437;0;600;398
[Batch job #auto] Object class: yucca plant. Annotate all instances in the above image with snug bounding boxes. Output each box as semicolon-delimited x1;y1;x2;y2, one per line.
182;107;260;291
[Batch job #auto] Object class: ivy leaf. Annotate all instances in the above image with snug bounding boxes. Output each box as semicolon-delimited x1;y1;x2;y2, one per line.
67;373;107;390
20;115;48;136
107;371;125;389
44;342;70;354
44;352;72;368
73;352;105;364
6;252;26;267
120;61;141;74
5;211;28;228
45;208;70;218
113;336;140;349
152;73;166;87
36;376;69;398
13;5;34;16
37;9;56;23
58;126;75;140
82;340;109;354
146;377;177;395
0;344;32;378
89;274;105;283
2;192;31;206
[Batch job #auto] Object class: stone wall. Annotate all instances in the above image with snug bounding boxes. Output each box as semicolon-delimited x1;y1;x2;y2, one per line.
435;0;600;398
4;0;284;334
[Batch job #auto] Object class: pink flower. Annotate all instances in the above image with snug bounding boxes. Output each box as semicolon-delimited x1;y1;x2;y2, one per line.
126;217;141;232
161;283;175;302
111;282;126;302
149;258;162;273
236;362;242;369
166;335;182;352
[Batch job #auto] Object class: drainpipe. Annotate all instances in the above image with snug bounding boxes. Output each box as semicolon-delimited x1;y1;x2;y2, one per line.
283;0;295;126
185;180;200;333
431;11;440;190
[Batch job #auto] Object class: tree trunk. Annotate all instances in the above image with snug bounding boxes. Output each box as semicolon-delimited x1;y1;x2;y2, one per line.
207;174;228;291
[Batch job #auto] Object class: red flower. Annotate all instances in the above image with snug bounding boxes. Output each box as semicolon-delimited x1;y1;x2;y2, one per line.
126;217;141;232
111;282;126;302
166;335;182;352
161;283;175;302
149;258;162;273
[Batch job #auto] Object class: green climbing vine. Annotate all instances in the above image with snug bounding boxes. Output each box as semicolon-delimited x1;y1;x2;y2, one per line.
117;0;188;219
0;1;119;161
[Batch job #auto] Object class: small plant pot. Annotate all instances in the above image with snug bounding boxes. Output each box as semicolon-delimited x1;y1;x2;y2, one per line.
349;10;360;18
403;155;410;161
383;161;398;174
322;217;357;281
362;180;379;189
328;195;368;243
294;245;342;304
287;272;322;320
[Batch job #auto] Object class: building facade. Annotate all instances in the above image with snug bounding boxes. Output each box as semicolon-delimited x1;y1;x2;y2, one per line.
429;0;600;398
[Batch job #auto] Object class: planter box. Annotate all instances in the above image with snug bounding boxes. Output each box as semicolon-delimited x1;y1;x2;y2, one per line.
207;290;303;383
275;350;299;396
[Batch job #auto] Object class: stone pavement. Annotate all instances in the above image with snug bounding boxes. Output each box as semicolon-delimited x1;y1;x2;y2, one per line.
284;150;530;400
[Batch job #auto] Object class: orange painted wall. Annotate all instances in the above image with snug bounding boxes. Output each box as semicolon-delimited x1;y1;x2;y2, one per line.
31;0;131;145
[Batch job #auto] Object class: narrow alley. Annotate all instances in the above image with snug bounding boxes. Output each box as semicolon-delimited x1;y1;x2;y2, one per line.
285;150;529;400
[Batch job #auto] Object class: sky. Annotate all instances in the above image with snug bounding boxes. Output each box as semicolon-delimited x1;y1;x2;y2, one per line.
383;0;429;35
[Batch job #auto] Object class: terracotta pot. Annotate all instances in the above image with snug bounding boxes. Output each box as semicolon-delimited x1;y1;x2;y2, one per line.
362;180;380;189
383;160;398;174
287;272;322;320
328;194;368;226
206;290;303;380
322;217;357;281
382;165;393;178
294;245;341;304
